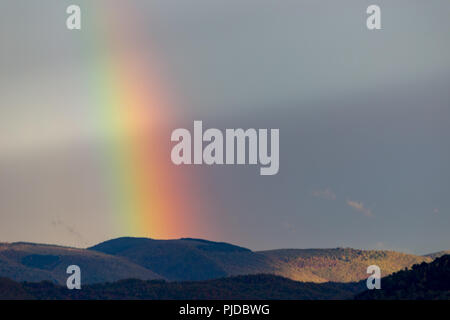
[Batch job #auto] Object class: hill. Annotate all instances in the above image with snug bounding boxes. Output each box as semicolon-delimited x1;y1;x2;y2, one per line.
89;237;269;281
0;274;365;300
89;237;432;282
423;250;450;260
258;248;430;283
0;237;441;284
0;242;162;285
355;254;450;300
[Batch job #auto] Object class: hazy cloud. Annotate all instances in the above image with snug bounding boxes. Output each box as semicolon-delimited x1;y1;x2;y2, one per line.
281;221;295;232
312;188;336;200
347;200;373;217
51;217;86;245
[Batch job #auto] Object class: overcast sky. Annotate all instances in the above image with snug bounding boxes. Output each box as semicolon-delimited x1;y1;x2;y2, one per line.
1;1;449;254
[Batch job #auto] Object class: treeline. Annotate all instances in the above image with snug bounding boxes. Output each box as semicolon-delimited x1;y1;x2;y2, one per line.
0;274;364;300
356;255;450;300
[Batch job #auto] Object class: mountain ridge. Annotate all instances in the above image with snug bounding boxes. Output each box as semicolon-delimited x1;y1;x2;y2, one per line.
2;255;449;299
88;237;435;283
0;236;443;285
0;241;163;284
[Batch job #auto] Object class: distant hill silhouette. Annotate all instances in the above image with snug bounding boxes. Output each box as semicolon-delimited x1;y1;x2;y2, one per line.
423;250;450;260
0;274;366;300
0;242;162;285
355;254;450;300
89;237;266;281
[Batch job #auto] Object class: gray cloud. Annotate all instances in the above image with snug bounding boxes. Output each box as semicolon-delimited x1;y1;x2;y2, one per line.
347;200;373;218
312;188;336;200
0;0;449;254
51;217;86;246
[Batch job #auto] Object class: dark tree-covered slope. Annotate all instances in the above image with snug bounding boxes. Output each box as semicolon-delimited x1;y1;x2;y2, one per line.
355;255;450;300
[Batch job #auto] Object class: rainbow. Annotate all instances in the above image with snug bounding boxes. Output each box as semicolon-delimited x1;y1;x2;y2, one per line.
80;2;208;239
